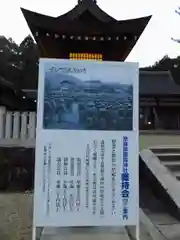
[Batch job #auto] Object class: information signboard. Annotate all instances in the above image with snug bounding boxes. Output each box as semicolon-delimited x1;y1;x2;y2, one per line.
34;59;139;228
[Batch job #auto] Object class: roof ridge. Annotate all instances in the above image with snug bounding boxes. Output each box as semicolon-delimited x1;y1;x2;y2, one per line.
140;70;170;75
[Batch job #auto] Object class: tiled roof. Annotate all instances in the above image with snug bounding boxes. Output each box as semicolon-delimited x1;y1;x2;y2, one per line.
0;76;28;98
0;76;15;90
139;71;180;95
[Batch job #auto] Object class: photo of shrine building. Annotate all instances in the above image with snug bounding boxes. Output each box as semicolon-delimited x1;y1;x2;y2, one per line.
43;69;133;131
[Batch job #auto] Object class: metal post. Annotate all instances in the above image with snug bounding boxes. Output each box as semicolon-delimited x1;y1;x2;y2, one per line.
0;106;5;138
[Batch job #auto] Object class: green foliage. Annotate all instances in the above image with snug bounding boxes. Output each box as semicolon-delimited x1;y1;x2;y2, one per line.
0;35;39;89
19;35;39;89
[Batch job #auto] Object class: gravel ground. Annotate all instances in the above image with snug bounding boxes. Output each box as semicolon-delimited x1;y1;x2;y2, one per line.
0;193;33;240
139;135;180;150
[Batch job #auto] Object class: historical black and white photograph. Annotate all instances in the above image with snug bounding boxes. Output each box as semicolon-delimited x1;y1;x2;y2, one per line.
43;69;133;131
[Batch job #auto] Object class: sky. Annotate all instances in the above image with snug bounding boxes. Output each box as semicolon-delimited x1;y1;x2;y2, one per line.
0;0;180;67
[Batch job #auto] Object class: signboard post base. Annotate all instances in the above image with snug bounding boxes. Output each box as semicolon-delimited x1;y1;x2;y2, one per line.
32;225;140;240
32;226;36;240
136;224;140;240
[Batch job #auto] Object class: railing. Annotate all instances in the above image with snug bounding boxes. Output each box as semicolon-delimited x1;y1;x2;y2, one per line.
0;107;36;147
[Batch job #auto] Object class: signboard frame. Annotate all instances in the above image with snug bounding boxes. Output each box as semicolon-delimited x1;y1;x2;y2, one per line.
33;58;139;240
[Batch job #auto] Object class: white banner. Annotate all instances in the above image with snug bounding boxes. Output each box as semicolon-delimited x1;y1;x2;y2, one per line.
34;59;139;227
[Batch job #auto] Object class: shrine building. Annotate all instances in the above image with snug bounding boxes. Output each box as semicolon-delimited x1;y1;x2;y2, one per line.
21;0;180;130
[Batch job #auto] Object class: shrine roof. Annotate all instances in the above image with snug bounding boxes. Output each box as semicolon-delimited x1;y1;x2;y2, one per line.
0;76;18;92
139;71;180;95
21;2;151;34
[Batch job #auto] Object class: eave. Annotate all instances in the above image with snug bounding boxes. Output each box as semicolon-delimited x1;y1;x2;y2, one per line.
21;8;151;35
